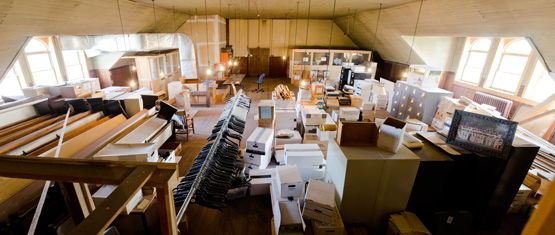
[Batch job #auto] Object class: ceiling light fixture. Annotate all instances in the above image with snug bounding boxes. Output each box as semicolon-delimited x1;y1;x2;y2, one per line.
405;0;424;76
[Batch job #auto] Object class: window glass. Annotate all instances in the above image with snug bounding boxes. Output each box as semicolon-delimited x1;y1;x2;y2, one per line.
27;54;53;72
63;50;86;80
505;40;531;54
294;51;311;65
32;70;58;86
312;52;329;65
458;39;492;84
471;39;492;51
524;62;555;102
332;53;350;65
0;62;26;97
25;40;48;53
351;53;369;65
489;40;531;93
150;58;159;78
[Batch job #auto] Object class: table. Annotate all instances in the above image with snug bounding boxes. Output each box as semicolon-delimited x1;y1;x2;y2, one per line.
223;74;246;85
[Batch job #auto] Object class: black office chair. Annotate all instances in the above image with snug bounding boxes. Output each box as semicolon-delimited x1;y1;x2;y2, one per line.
252;73;265;92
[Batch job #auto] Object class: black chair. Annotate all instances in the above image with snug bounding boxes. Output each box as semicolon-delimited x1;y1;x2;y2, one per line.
252;73;265;92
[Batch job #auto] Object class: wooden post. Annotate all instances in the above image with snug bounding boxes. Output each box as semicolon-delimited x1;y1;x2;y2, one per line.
522;179;555;234
156;182;178;235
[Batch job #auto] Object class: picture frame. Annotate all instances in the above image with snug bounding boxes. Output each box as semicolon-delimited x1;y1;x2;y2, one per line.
446;110;518;159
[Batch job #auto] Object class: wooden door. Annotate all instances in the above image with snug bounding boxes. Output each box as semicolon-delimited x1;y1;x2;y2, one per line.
269;57;288;77
247;48;259;77
258;48;270;77
247;48;270;77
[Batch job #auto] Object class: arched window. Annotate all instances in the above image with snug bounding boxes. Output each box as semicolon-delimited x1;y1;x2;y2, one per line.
0;61;27;99
458;39;491;84
524;61;555;102
24;38;60;86
489;40;532;93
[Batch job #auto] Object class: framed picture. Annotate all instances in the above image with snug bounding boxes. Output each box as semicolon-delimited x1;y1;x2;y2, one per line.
446;110;518;159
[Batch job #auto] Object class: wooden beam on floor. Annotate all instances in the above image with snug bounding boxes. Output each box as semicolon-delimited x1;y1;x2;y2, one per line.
70;165;156;235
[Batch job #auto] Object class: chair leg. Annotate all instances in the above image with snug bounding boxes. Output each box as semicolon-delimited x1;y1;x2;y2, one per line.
191;118;195;134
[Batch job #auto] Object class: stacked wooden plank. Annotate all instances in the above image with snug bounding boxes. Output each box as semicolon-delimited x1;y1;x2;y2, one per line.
274;84;294;101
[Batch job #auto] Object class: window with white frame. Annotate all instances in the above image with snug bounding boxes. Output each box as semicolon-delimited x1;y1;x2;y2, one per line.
0;61;27;97
455;37;553;103
24;38;60;86
62;50;88;80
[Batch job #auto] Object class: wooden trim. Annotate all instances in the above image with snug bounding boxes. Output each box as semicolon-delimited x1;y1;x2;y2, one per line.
0;114;49;134
0;111;91;154
0;114;65;146
514;92;555;122
70;166;156;235
453;80;538;106
157;179;178;235
520;109;555;125
27;116;110;156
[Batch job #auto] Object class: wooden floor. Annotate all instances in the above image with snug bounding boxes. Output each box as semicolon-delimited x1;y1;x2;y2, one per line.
173;76;528;235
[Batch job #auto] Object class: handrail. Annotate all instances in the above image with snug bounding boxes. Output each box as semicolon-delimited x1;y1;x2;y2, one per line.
175;89;244;223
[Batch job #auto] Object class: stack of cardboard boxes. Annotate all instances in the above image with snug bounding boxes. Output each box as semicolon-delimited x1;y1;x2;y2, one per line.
245;127;274;169
431;97;467;134
301;108;328;135
271;165;305;234
303;179;345;235
274;130;303;165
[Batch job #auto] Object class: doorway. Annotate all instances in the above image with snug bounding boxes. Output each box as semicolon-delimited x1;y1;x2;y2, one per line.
247;48;270;77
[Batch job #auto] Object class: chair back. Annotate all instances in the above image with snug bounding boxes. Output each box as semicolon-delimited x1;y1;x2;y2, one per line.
258;73;265;83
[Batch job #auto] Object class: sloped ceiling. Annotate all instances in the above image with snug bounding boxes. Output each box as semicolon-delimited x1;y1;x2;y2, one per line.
334;0;555;72
0;0;189;79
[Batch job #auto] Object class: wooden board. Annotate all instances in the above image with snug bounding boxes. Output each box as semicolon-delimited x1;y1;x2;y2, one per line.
0;115;127;207
117;116;167;144
0;114;65;146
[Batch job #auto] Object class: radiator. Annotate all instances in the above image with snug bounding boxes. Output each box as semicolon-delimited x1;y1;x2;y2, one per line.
473;92;513;118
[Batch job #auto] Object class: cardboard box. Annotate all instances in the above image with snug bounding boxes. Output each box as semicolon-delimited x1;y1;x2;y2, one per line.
317;122;338;142
274;145;286;165
350;95;364;108
303;179;335;223
259;118;276;129
302;123;319;135
93;185;143;215
273;201;304;235
311;83;325;98
285;144;324;168
276;109;298;122
326;98;340;113
293;70;303;76
298;167;326;182
340;107;360;121
247;127;274;152
275;131;303;145
387;211;431;235
276;165;304;198
336;120;379;146
302;108;328;126
312;207;345;235
377;118;407;153
270;179;302;208
244;149;271;169
303;133;329;155
259;100;276;120
407;64;443;89
250;169;276;196
94;143;158;162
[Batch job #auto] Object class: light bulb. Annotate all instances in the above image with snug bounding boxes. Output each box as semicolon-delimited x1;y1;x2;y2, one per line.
220;66;225;71
403;72;408;77
282;56;286;60
367;68;372;72
228;61;233;66
206;69;212;75
160;71;164;76
131;65;136;71
301;81;307;86
234;61;238;66
130;81;136;87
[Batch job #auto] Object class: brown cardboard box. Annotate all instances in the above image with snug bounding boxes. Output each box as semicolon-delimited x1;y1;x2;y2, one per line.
302;70;310;80
387;211;431;235
259;118;276;129
303;133;329;158
350;95;364;107
259;100;276;120
311;83;325;98
336;120;379;146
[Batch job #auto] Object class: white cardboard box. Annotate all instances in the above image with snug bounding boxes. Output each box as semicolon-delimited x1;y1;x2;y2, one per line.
274;145;286;164
92;185;143;215
302;108;328;126
94;143;158;162
407;64;443;88
273;200;304;235
298;167;326;182
250;168;276;196
258;100;276;120
275;131;303;146
276;109;298;122
276;165;304;198
377;118;407;153
285;144;324;168
243;149;271;169
312;208;345;235
247;127;274;152
270;179;302;207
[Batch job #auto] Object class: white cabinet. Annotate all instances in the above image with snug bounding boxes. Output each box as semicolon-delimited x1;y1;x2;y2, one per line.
324;140;420;234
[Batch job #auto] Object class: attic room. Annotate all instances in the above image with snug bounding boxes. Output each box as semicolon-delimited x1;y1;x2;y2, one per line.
0;0;554;234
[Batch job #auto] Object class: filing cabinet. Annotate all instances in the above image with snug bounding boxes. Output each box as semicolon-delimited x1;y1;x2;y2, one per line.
389;81;453;124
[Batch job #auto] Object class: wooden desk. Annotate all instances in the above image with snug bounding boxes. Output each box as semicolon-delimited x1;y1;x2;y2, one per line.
223;74;246;85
